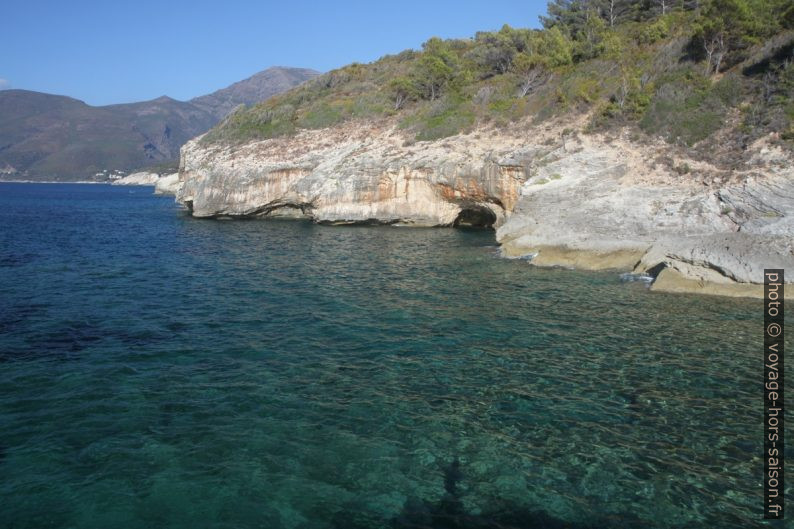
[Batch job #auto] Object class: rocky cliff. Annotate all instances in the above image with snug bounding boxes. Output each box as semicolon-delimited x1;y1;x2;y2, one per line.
177;119;528;227
175;116;793;297
112;171;161;186
154;173;182;195
113;171;182;196
495;125;794;298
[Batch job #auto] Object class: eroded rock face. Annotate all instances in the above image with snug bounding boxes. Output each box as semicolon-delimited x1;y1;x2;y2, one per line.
154;173;181;196
176;122;529;227
496;133;794;296
175;118;793;297
112;171;160;186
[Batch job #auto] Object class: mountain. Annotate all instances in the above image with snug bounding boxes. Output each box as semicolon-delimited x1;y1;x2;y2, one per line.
190;67;320;120
0;66;319;181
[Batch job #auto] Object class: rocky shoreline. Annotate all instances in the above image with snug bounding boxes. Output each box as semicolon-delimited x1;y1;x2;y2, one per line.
111;171;182;192
173;117;793;298
495;130;794;298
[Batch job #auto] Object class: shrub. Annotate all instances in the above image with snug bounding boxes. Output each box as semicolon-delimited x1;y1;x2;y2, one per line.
406;95;477;141
636;16;670;46
200;5;792;152
640;68;730;145
297;100;350;129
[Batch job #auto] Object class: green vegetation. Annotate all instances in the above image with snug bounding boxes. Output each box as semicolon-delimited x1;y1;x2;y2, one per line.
639;69;740;145
143;160;180;175
204;0;794;150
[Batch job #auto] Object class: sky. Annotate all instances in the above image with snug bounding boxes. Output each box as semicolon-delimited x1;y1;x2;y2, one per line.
0;0;548;106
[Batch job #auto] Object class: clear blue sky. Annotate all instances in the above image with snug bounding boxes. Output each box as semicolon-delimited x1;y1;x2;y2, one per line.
1;1;547;106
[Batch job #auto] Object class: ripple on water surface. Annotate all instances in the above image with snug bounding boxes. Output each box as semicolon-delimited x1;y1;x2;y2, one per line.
0;183;789;529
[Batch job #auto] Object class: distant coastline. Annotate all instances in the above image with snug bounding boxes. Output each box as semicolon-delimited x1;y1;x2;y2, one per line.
0;180;152;185
0;68;320;181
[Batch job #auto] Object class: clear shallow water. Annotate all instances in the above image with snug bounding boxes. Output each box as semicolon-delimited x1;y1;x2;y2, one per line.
0;183;789;529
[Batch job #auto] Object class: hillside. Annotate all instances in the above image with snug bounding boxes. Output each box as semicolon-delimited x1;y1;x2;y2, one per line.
190;67;321;120
0;67;319;181
205;1;794;165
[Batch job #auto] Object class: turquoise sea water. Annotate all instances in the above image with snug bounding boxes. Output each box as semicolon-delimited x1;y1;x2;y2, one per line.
0;183;789;528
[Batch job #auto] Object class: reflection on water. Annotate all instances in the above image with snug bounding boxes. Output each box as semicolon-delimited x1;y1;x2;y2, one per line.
0;183;789;528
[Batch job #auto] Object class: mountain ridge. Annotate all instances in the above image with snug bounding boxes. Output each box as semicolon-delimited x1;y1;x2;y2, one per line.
190;67;320;120
0;66;320;181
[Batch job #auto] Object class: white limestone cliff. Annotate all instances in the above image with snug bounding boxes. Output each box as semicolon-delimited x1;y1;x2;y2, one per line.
175;117;793;297
112;171;160;186
154;173;181;195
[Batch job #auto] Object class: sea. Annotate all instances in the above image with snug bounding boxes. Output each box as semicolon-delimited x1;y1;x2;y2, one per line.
0;182;789;528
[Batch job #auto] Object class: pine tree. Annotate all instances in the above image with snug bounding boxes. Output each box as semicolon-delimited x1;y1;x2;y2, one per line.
541;0;593;30
542;0;646;30
694;0;761;75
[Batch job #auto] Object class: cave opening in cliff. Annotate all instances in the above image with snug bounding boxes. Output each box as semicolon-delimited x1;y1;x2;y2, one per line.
453;205;497;229
645;262;667;278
